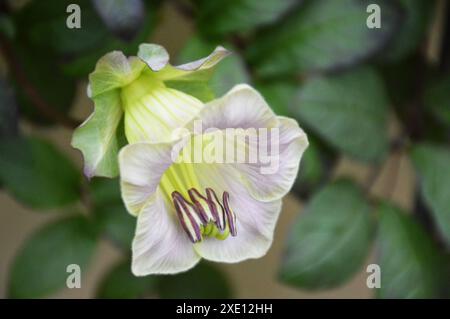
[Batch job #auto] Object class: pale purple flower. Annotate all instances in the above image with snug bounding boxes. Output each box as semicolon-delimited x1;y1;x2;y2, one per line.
119;84;308;275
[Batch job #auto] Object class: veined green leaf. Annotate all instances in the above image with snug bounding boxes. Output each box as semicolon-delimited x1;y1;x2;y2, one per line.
280;180;374;289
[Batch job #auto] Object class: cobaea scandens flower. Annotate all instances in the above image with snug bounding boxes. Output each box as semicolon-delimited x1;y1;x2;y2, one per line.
119;84;308;275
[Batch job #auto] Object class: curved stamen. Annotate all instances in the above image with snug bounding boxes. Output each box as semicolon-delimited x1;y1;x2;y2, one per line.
172;188;237;242
172;191;202;243
188;188;212;224
223;191;237;236
206;188;226;231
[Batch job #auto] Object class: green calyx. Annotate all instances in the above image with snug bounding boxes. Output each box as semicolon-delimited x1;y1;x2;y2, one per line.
72;43;230;179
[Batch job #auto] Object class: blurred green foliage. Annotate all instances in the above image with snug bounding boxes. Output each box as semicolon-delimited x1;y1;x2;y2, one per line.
0;137;80;208
9;216;98;298
280;180;375;289
292;66;390;163
246;0;400;77
0;0;449;299
157;262;232;298
377;203;448;298
412;144;450;245
98;260;157;298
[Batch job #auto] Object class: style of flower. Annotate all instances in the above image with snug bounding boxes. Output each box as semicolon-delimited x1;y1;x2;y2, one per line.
72;43;229;178
119;84;308;275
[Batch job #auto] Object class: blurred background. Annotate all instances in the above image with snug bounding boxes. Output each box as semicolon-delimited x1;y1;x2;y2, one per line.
0;0;449;299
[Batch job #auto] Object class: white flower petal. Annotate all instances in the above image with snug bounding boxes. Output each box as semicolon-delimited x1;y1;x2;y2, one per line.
186;84;308;201
188;84;279;131
239;116;308;201
119;141;183;215
132;190;200;276
192;164;282;262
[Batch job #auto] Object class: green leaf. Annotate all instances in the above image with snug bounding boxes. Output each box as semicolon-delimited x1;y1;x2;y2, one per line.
0;77;18;138
411;143;450;245
196;0;299;38
97;260;157;298
72;90;125;178
13;41;76;126
89;178;134;249
89;177;122;207
14;0;109;55
176;36;250;98
246;0;400;77
280;180;374;290
0;13;15;39
0;137;81;209
255;81;296;117
97;205;135;250
382;0;433;62
209;53;250;96
379;54;419;109
293;137;331;197
424;76;450;127
377;203;447;298
158;262;232;298
55;1;159;77
292;67;389;163
9;216;98;298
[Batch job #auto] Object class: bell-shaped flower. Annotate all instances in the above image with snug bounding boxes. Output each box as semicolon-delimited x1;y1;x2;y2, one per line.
71;43;229;178
119;84;308;275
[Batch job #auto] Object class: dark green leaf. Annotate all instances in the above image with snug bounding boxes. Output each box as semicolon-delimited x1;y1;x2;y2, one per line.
97;205;135;250
411;143;450;245
61;0;160;77
92;0;145;41
209;53;250;96
255;81;296;117
247;0;400;77
196;0;299;38
293;137;330;197
377;203;447;298
97;260;157;298
292;67;389;162
0;77;18;138
0;13;15;39
424;76;450;127
13;41;76;125
158;262;232;298
89;178;134;249
9;216;98;298
15;0;159;78
0;137;80;209
89;177;121;207
379;54;420;109
382;0;433;62
280;180;374;289
14;0;108;55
